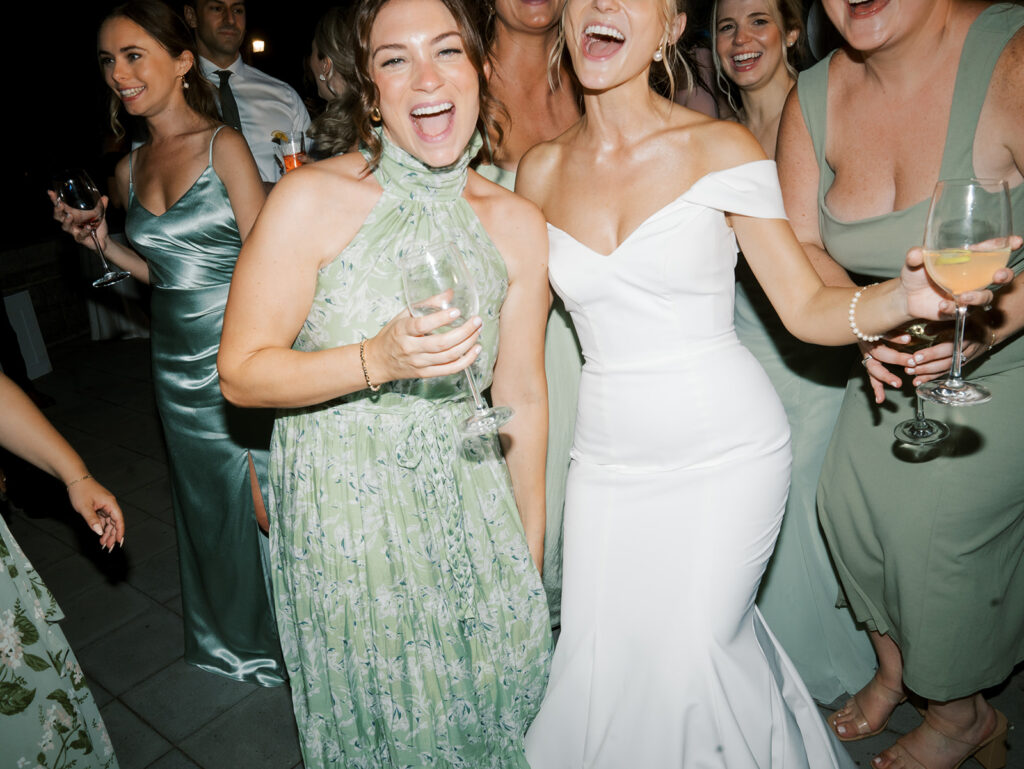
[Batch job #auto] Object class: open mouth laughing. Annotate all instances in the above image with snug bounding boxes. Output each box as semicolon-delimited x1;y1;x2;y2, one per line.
410;101;455;141
582;23;625;60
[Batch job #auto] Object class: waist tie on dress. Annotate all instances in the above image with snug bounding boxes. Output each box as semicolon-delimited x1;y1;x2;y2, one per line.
394;397;478;626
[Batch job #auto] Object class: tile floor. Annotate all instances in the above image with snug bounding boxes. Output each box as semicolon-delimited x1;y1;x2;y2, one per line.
5;336;1022;768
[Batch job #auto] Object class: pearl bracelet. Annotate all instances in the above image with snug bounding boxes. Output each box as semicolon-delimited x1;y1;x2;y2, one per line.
848;283;882;343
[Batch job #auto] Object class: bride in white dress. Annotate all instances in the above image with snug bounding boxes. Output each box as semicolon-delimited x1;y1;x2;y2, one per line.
515;1;1013;767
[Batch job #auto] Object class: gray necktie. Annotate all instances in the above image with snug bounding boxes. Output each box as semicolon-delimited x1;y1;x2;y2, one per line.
215;70;243;132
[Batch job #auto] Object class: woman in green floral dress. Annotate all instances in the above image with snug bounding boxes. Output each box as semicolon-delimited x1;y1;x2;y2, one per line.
0;373;123;768
217;0;552;765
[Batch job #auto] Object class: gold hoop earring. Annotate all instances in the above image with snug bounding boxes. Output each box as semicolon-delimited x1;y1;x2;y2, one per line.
370;106;382;123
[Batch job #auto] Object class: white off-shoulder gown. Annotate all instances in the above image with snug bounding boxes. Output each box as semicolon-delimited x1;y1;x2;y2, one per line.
524;161;855;769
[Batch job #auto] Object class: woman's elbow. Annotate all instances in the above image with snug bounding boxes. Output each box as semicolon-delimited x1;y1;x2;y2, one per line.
216;352;253;406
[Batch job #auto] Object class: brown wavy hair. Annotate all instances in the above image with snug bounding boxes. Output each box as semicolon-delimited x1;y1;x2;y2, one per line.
351;0;503;169
100;0;219;140
308;5;360;156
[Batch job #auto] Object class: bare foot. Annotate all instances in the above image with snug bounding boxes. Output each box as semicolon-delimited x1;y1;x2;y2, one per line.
829;673;907;741
872;707;1002;769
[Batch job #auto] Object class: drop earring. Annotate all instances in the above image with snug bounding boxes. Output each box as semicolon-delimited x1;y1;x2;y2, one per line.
653;49;663;62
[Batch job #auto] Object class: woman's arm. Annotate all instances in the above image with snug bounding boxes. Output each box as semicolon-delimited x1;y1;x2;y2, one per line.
218;158;484;408
484;191;551;574
0;375;124;550
212;127;267;241
49;156;151;284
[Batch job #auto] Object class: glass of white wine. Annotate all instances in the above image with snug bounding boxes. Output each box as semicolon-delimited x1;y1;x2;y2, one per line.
917;178;1011;406
400;241;513;437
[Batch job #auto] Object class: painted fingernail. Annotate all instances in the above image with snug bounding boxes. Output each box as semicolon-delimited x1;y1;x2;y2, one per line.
91;523;104;536
472;316;482;327
906;367;915;374
449;308;461;318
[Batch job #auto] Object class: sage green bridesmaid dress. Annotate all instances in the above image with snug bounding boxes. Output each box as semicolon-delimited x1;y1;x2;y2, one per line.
125;126;285;686
268;134;552;768
476;161;582;630
801;3;1024;701
734;268;875;703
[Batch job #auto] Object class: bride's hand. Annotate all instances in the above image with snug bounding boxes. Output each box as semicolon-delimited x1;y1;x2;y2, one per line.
363;307;483;385
899;242;1017;319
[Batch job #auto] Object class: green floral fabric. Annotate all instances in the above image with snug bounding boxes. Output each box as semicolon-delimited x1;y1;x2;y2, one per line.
0;516;117;769
268;134;552;768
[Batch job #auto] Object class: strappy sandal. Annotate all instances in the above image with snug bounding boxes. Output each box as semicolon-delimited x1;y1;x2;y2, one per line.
828;676;907;742
872;709;1009;769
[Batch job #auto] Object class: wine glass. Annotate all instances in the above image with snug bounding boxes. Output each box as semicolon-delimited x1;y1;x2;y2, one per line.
51;170;130;288
917;178;1012;406
891;322;950;445
400;241;513;437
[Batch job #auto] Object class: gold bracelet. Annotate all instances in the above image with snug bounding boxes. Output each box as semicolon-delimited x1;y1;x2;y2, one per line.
66;473;92;490
359;338;381;392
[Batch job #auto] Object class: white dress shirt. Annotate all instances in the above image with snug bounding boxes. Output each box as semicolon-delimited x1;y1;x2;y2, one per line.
199;55;311;182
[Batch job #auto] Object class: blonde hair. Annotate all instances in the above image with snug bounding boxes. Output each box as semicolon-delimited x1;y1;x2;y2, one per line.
548;0;694;100
711;0;806;115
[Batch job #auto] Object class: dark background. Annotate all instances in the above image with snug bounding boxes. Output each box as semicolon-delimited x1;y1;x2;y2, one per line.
7;0;338;251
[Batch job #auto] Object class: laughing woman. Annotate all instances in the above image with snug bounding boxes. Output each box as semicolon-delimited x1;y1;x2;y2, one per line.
217;0;552;765
515;0;1011;766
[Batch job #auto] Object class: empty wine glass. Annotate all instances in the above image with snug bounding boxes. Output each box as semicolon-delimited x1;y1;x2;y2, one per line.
400;241;512;437
51;170;130;288
891;322;950;445
917;178;1012;406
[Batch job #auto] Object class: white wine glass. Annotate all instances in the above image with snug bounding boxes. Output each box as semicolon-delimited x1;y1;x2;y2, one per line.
52;170;130;288
891;322;950;445
917;178;1012;406
400;241;513;437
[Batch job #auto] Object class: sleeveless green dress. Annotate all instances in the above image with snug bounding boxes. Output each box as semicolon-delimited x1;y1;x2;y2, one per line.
476;162;583;630
268;135;552;768
0;517;118;768
734;264;875;703
126;127;285;686
801;4;1024;701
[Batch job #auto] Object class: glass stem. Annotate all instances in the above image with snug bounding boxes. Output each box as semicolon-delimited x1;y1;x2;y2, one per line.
90;231;113;272
949;301;969;384
462;369;488;413
913;394;927;423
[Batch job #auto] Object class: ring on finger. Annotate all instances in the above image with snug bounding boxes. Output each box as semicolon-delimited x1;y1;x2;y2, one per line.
861;354;873;366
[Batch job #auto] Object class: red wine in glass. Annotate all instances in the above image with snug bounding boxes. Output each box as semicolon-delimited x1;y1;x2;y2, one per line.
52;170;131;288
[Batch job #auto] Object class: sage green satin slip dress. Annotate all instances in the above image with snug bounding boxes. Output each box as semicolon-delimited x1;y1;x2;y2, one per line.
268;134;552;768
803;4;1024;701
125;126;285;686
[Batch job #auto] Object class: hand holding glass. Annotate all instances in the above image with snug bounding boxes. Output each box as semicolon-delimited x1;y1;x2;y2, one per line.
917;178;1012;406
400;242;513;437
51;170;130;288
891;322;950;445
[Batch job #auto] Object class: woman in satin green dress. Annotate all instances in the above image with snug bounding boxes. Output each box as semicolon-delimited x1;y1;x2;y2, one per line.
56;0;284;685
218;0;552;764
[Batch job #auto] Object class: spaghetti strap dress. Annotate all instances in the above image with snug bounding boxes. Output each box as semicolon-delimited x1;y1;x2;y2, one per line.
802;3;1024;701
125;126;285;686
267;134;552;768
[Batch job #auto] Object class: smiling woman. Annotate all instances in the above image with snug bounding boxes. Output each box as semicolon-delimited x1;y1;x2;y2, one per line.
51;0;285;688
216;0;553;765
